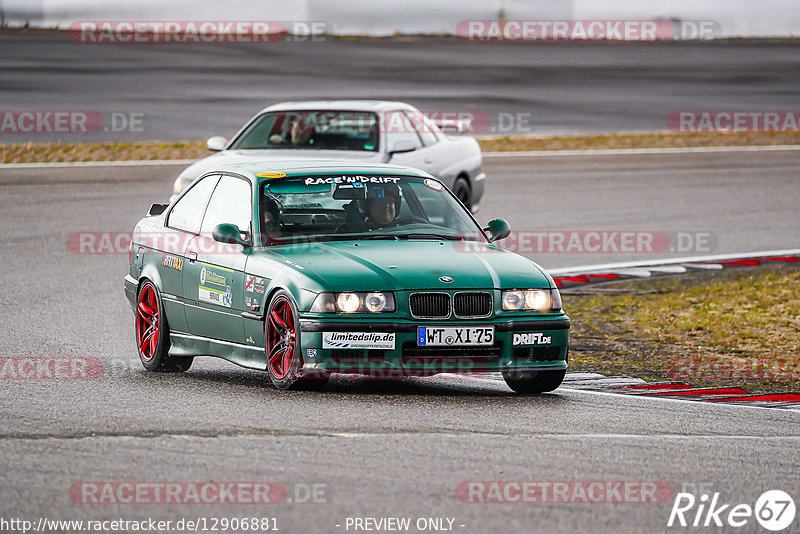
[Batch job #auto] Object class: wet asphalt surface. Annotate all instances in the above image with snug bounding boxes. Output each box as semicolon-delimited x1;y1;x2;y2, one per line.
0;152;798;532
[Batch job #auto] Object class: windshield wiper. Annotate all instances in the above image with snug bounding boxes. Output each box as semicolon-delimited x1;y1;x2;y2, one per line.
273;234;399;244
397;233;466;241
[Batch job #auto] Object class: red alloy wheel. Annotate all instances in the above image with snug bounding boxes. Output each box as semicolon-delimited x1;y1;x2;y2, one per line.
136;284;160;362
266;296;296;380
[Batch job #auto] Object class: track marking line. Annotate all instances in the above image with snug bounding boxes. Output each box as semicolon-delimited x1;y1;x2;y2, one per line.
482;145;800;158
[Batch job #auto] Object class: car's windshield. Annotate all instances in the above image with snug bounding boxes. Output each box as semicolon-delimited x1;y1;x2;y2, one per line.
259;175;486;243
230;111;379;152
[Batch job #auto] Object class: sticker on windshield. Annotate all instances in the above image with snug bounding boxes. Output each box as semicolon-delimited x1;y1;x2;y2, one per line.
257;171;286;178
425;179;445;191
304;176;400;186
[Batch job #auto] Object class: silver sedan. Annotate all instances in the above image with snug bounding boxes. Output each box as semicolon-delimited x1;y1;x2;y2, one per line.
171;100;486;211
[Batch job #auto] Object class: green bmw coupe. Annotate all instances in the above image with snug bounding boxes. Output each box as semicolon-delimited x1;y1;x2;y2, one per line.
124;161;569;393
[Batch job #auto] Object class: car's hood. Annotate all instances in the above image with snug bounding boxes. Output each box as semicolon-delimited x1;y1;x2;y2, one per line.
253;240;553;292
191;149;381;171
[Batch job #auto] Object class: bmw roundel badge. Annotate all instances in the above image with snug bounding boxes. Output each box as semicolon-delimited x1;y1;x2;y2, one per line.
439;275;454;283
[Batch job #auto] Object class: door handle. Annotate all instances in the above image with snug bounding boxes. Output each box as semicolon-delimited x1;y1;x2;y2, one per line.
187;250;197;262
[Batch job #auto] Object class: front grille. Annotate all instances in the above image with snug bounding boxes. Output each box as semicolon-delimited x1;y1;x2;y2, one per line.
409;292;451;319
453;292;492;318
402;341;503;361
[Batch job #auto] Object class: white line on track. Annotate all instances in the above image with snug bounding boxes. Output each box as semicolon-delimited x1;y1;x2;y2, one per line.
482;144;800;158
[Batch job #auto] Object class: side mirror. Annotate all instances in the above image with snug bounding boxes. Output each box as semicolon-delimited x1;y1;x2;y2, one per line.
207;136;228;152
212;223;250;247
483;218;511;242
388;140;417;155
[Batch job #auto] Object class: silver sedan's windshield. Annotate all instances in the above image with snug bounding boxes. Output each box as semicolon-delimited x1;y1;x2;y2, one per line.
259;175;486;243
230;111;379;152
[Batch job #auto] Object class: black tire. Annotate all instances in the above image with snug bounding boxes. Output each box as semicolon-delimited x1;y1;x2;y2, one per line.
265;290;329;390
502;369;566;394
135;280;193;373
452;177;471;210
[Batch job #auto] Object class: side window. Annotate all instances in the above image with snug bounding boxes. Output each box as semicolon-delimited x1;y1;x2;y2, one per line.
405;110;439;146
200;175;252;236
168;175;220;233
384;110;423;152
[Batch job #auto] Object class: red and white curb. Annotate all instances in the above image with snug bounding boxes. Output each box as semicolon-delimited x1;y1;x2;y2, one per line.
561;373;800;411
548;249;800;288
545;250;800;409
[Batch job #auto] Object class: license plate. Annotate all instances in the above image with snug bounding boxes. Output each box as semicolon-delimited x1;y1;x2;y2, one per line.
417;326;494;346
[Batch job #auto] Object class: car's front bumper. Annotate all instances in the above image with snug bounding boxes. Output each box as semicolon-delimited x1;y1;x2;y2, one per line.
297;316;569;376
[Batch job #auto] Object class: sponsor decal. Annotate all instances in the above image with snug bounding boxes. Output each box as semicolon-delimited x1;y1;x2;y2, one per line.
424;179;445;191
161;253;183;271
199;286;232;308
322;332;395;350
512;333;552;346
246;336;255;344
245;274;266;294
200;264;228;287
306;349;317;358
199;264;234;306
304;176;400;186
256;171;287;178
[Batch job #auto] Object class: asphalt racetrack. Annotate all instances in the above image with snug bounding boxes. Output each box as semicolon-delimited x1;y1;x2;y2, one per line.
1;32;800;142
0;150;798;532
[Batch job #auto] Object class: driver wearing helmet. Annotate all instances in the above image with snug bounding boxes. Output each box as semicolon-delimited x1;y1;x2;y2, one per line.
340;183;402;232
261;193;282;243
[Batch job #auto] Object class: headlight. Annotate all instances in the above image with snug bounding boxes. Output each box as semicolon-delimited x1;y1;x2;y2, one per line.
311;292;396;313
173;176;193;195
502;289;562;311
337;292;361;313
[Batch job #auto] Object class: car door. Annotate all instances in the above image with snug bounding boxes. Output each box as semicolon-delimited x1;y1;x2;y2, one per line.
383;109;438;175
182;174;252;345
161;174;221;334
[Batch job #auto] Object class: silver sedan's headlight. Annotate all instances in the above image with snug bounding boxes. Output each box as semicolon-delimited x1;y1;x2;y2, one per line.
311;292;396;313
502;288;562;311
173;175;194;196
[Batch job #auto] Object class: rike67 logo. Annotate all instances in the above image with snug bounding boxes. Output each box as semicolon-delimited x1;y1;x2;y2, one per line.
668;490;796;531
